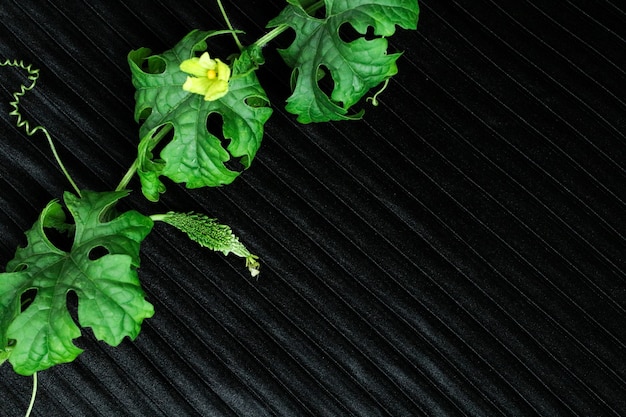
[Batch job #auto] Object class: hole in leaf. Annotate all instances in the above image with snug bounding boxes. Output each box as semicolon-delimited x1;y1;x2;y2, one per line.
138;107;153;122
66;290;80;327
290;68;300;92
338;23;377;43
20;288;37;311
88;246;110;261
99;205;119;224
140;56;166;74
316;64;336;100
205;113;246;172
273;27;297;50
309;4;326;19
150;125;175;159
206;112;225;143
44;226;74;252
245;96;269;108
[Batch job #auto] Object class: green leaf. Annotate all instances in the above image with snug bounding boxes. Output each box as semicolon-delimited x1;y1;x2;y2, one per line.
268;0;419;123
128;30;273;201
0;191;154;375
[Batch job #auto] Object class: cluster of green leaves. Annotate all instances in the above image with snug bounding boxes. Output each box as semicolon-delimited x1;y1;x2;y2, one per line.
129;0;419;195
1;0;419;377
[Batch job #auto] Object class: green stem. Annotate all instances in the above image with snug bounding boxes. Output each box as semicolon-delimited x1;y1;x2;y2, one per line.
24;372;37;417
43;130;82;197
115;124;173;192
253;0;325;48
299;0;325;10
149;213;167;222
366;78;390;106
216;0;243;51
115;158;139;192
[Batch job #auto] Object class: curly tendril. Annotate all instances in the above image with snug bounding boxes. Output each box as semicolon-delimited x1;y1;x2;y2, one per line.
1;59;81;196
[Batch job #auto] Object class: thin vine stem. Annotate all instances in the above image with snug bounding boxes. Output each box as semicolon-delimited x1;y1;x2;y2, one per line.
1;59;82;197
216;0;243;51
24;372;37;417
115;158;139;192
366;78;390;106
252;0;325;48
116;124;173;192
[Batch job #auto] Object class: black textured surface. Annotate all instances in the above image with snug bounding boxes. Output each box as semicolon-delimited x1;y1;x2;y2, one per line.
1;1;625;416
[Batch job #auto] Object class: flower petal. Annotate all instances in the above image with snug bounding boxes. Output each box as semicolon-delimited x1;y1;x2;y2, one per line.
203;80;229;101
198;52;217;70
180;57;208;78
215;59;231;82
182;76;211;96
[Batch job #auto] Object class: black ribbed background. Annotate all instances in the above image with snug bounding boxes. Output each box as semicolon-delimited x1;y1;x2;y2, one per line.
1;1;625;416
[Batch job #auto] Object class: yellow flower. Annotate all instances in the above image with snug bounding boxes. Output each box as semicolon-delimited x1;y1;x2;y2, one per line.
180;52;231;101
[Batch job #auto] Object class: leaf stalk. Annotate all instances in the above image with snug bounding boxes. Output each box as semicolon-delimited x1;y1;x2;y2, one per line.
253;0;325;48
116;124;173;192
216;0;244;51
24;372;37;417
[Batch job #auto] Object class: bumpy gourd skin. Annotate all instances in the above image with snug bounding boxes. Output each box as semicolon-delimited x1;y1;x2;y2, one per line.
154;212;260;277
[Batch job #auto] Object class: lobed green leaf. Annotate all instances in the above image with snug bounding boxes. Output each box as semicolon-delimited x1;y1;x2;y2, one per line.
128;30;273;201
268;0;419;123
0;191;154;375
